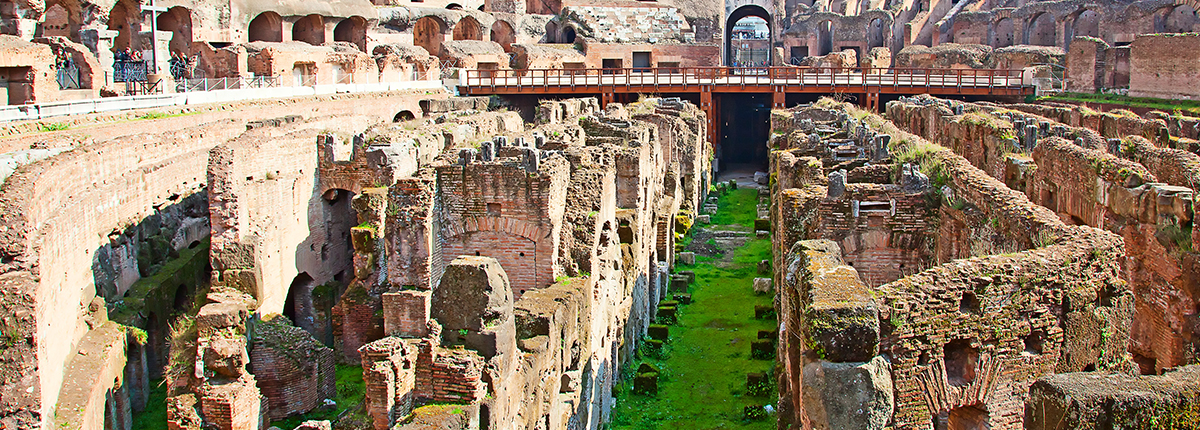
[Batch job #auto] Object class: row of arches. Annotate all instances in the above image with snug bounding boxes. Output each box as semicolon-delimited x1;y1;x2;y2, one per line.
248;12;369;51
413;14;518;56
980;4;1195;48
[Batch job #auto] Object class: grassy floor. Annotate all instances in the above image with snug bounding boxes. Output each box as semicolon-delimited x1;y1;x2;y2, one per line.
610;188;777;430
271;364;368;429
1039;92;1200;116
709;187;760;230
131;380;168;430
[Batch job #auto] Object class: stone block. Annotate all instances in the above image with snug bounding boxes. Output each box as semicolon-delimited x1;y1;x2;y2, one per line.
669;275;689;293
195;302;248;333
754;305;774;319
648;324;669;341
753;278;772;295
677;251;695;265
747;372;769;396
794;240;880;362
678;271;695;284
672;293;692;304
757;260;771;275
633;372;658;395
751;339;774;359
758;330;776;340
743;405;767;420
293;420;332;430
1026;365;1200;430
754;171;768;185
656;306;677;324
204;335;248;378
430;256;515;361
801;356;894;430
350;226;377;253
695;215;710;224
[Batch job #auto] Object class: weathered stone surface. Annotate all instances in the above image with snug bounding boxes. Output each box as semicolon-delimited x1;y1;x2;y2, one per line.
801;356;894;430
430;256;515;360
1027;365;1200;430
752;277;772;295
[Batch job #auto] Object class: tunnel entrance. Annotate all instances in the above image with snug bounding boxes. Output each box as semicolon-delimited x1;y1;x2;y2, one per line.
726;6;772;66
717;93;771;171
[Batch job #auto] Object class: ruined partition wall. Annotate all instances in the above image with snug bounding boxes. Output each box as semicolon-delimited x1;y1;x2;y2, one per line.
360;97;713;430
888;96;1200;374
770;100;1133;430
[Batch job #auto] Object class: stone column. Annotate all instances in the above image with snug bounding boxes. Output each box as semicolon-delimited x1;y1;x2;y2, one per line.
80;28;118;88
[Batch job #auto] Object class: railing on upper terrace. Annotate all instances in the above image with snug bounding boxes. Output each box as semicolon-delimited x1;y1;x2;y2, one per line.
460;66;1030;93
181;76;281;92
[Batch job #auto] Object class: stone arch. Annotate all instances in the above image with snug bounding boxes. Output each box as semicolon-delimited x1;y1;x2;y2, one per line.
414;15;449;58
334;16;367;51
441;217;547;295
1159;4;1198;33
156;6;193;57
544;20;558;43
561;25;576;44
107;0;144;51
867;18;885;49
1025;12;1056;46
447;3;464;10
282;272;313;329
725;5;772;65
293;14;325;46
453;15;483;41
491;19;516;52
992;17;1014;47
1072;9;1100;39
248;11;283;43
394;110;416;122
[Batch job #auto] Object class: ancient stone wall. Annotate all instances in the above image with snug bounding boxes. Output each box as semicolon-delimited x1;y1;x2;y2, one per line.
356;97;710;430
248;315;336;421
1026;365;1200;429
770;100;1133;430
1129;33;1200;101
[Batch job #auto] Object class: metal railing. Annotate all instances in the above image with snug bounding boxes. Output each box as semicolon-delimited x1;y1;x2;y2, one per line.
113;60;148;83
461;66;1028;92
181;76;281;92
56;60;81;90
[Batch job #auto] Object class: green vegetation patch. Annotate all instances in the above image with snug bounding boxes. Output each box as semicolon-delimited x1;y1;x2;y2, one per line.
611;187;777;429
710;188;760;229
131;380;169;430
1039;92;1200;117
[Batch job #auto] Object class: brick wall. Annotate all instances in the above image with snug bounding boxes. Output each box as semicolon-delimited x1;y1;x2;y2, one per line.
771;100;1134;429
1129;34;1200;101
434;159;569;298
249;316;336;421
816;184;937;287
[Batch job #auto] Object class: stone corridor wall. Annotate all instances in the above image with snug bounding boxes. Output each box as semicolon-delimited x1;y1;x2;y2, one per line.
889;95;1200;374
0;90;430;429
354;97;710;430
770;100;1134;430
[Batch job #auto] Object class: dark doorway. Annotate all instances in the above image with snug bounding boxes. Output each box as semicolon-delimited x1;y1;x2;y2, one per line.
718;93;771;169
632;52;651;71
